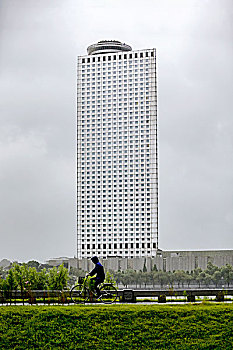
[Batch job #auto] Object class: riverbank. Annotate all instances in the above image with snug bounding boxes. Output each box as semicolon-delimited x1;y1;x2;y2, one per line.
0;304;232;349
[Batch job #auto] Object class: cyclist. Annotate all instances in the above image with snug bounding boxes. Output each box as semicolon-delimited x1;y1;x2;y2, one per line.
87;256;105;298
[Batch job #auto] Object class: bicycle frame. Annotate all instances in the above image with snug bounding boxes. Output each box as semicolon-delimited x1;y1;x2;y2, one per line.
70;276;118;304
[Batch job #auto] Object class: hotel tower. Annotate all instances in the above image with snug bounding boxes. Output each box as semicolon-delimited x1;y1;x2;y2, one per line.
77;40;158;259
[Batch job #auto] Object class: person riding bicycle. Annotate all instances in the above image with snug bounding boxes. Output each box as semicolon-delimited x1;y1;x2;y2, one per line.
87;256;105;298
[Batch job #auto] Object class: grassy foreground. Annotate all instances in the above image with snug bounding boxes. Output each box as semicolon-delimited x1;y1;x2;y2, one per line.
0;304;233;349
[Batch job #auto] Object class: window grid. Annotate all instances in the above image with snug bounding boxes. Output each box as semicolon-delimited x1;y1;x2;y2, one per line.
77;47;158;259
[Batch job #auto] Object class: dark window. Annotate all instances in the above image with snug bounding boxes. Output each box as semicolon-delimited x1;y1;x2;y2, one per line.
87;58;90;63
103;56;106;61
146;52;148;57
124;54;127;59
135;53;138;58
129;54;132;58
113;55;116;60
82;58;85;63
93;57;95;62
140;53;143;58
151;51;154;57
108;56;111;61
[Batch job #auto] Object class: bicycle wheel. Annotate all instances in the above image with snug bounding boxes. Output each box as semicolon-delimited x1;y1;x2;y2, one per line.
99;284;118;304
70;284;89;304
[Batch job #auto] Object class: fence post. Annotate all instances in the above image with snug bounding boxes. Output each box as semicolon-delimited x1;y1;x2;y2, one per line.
122;290;136;303
158;294;166;303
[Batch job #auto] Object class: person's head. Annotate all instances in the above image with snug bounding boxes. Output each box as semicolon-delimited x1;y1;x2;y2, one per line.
91;256;99;264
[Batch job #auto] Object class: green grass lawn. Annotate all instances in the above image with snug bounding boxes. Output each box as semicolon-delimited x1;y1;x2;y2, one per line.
0;303;232;349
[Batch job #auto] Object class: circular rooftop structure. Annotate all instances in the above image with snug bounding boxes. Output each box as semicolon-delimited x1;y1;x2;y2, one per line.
87;40;132;55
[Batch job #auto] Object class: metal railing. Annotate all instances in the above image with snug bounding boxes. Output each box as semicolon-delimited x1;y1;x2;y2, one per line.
1;288;232;305
0;290;71;305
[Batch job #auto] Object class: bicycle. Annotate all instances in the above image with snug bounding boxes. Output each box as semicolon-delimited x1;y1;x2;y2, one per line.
70;276;118;304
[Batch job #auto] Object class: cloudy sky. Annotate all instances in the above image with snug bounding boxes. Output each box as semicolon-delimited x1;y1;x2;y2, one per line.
0;0;232;262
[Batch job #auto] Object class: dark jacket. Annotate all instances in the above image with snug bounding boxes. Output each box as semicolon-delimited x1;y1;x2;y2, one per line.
89;262;105;281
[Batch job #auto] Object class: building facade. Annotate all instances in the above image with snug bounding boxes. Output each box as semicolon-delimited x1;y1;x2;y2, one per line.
77;40;158;259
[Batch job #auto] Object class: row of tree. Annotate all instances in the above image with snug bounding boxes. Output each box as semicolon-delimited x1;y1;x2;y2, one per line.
109;262;233;288
1;261;233;291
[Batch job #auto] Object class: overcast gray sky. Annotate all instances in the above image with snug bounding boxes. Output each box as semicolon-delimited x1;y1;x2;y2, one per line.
0;0;232;262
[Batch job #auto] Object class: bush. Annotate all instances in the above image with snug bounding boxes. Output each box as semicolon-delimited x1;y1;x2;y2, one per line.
0;263;69;291
0;304;233;349
47;265;69;290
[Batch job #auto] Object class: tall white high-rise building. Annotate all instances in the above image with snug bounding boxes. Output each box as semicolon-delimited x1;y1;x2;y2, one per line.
77;40;158;259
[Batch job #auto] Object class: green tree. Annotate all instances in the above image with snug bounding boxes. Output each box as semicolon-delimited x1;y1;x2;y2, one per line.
167;271;174;288
140;272;151;287
192;268;202;279
104;271;117;287
113;271;122;287
192;268;202;287
147;271;156;287
48;265;69;290
12;264;27;292
221;264;233;287
127;270;138;287
5;269;18;291
37;268;48;290
120;270;133;288
206;262;220;276
204;273;212;287
173;270;186;288
26;267;40;290
155;271;169;288
197;272;206;287
212;270;222;287
132;271;140;288
184;272;192;287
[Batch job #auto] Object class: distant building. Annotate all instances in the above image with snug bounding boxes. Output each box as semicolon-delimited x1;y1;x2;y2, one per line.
76;250;233;273
46;250;233;273
46;257;77;270
77;40;158;259
154;250;233;272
